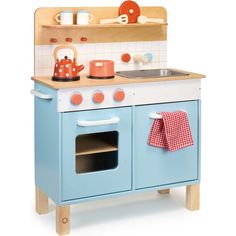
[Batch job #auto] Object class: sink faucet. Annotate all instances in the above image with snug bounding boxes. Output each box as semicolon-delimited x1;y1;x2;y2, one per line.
133;53;153;64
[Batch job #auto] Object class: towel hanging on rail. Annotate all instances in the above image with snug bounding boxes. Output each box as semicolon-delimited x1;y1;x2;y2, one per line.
148;111;194;152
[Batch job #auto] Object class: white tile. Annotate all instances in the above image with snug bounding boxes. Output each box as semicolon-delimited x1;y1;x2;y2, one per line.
85;43;95;53
77;44;86;54
129;42;136;52
160;41;167;50
34;68;43;76
159;62;167;68
112;43;119;53
42;45;54;56
112;53;121;62
42;68;53;76
104;42;110;51
78;53;87;62
37;40;167;73
35;46;43;56
95;44;103;54
35;56;43;69
42;56;54;68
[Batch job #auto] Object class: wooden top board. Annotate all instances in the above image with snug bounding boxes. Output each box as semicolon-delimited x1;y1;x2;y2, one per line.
32;69;205;90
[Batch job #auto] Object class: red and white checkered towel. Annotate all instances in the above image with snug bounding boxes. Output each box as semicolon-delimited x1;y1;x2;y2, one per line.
148;111;194;152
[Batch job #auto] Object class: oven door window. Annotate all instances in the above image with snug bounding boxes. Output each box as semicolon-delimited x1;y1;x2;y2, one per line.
75;131;118;174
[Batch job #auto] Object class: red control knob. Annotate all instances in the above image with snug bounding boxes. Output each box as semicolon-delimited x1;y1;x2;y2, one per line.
114;89;125;102
93;91;104;104
71;93;83;105
121;53;131;63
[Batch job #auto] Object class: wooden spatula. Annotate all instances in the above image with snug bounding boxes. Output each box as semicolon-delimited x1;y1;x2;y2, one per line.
100;14;128;24
138;15;165;24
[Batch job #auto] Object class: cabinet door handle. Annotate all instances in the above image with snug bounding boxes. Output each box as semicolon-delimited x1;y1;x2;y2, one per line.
149;113;163;119
77;117;120;127
149;111;187;119
31;89;53;100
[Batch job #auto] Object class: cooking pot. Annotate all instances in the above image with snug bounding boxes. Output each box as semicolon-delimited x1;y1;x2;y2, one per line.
88;60;114;79
52;44;84;82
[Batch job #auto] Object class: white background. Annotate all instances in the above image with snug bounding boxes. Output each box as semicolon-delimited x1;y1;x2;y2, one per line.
0;0;235;235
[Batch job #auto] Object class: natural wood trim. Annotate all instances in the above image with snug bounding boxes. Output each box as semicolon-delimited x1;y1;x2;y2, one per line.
186;184;200;211
158;189;170;194
35;186;49;214
42;22;167;29
56;205;70;235
32;69;205;90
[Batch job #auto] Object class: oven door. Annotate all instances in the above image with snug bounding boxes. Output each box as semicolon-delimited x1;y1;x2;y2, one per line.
61;107;132;201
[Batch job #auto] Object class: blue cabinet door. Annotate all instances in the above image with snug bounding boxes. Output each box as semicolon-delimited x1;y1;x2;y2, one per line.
61;107;132;201
133;101;200;189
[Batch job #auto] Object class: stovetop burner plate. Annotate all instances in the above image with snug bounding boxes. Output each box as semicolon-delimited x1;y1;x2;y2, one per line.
52;76;80;82
87;75;115;80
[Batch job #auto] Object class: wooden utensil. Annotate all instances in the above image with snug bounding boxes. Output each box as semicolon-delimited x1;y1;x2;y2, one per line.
119;0;141;23
138;15;165;24
100;14;128;24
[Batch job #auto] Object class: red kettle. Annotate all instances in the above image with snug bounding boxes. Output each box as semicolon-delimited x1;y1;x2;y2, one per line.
52;44;84;82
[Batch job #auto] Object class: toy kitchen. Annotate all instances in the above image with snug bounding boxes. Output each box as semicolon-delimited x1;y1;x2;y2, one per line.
32;2;205;235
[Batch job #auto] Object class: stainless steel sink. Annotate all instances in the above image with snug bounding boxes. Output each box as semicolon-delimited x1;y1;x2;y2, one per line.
116;69;189;78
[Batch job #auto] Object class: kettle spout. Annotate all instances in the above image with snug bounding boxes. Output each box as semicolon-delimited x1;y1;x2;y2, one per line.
77;65;84;72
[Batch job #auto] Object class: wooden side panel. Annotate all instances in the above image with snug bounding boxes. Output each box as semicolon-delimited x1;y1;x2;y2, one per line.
35;7;167;45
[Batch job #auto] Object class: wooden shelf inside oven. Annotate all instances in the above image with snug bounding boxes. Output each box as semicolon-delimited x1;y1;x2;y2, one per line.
76;135;118;156
42;23;167;29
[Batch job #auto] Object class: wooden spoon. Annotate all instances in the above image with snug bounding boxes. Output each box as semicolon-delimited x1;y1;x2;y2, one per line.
138;15;164;24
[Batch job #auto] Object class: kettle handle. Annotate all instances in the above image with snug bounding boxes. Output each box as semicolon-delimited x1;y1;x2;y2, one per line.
53;44;78;62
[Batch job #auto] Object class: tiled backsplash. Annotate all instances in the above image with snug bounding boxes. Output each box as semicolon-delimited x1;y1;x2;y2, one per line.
34;41;167;76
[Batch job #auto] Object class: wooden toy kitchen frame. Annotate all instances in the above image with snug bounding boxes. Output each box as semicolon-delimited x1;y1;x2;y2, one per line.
32;6;205;235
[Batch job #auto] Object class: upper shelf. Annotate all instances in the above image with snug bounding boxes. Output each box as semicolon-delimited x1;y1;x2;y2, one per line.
42;23;168;29
35;7;168;45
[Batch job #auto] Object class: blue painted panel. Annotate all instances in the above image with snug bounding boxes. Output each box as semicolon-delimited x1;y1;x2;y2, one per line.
59;179;200;205
61;107;132;201
34;83;61;204
133;101;199;189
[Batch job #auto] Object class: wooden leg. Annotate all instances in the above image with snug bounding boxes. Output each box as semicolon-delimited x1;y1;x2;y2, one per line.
56;205;70;235
35;186;49;214
186;184;200;211
158;189;170;194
